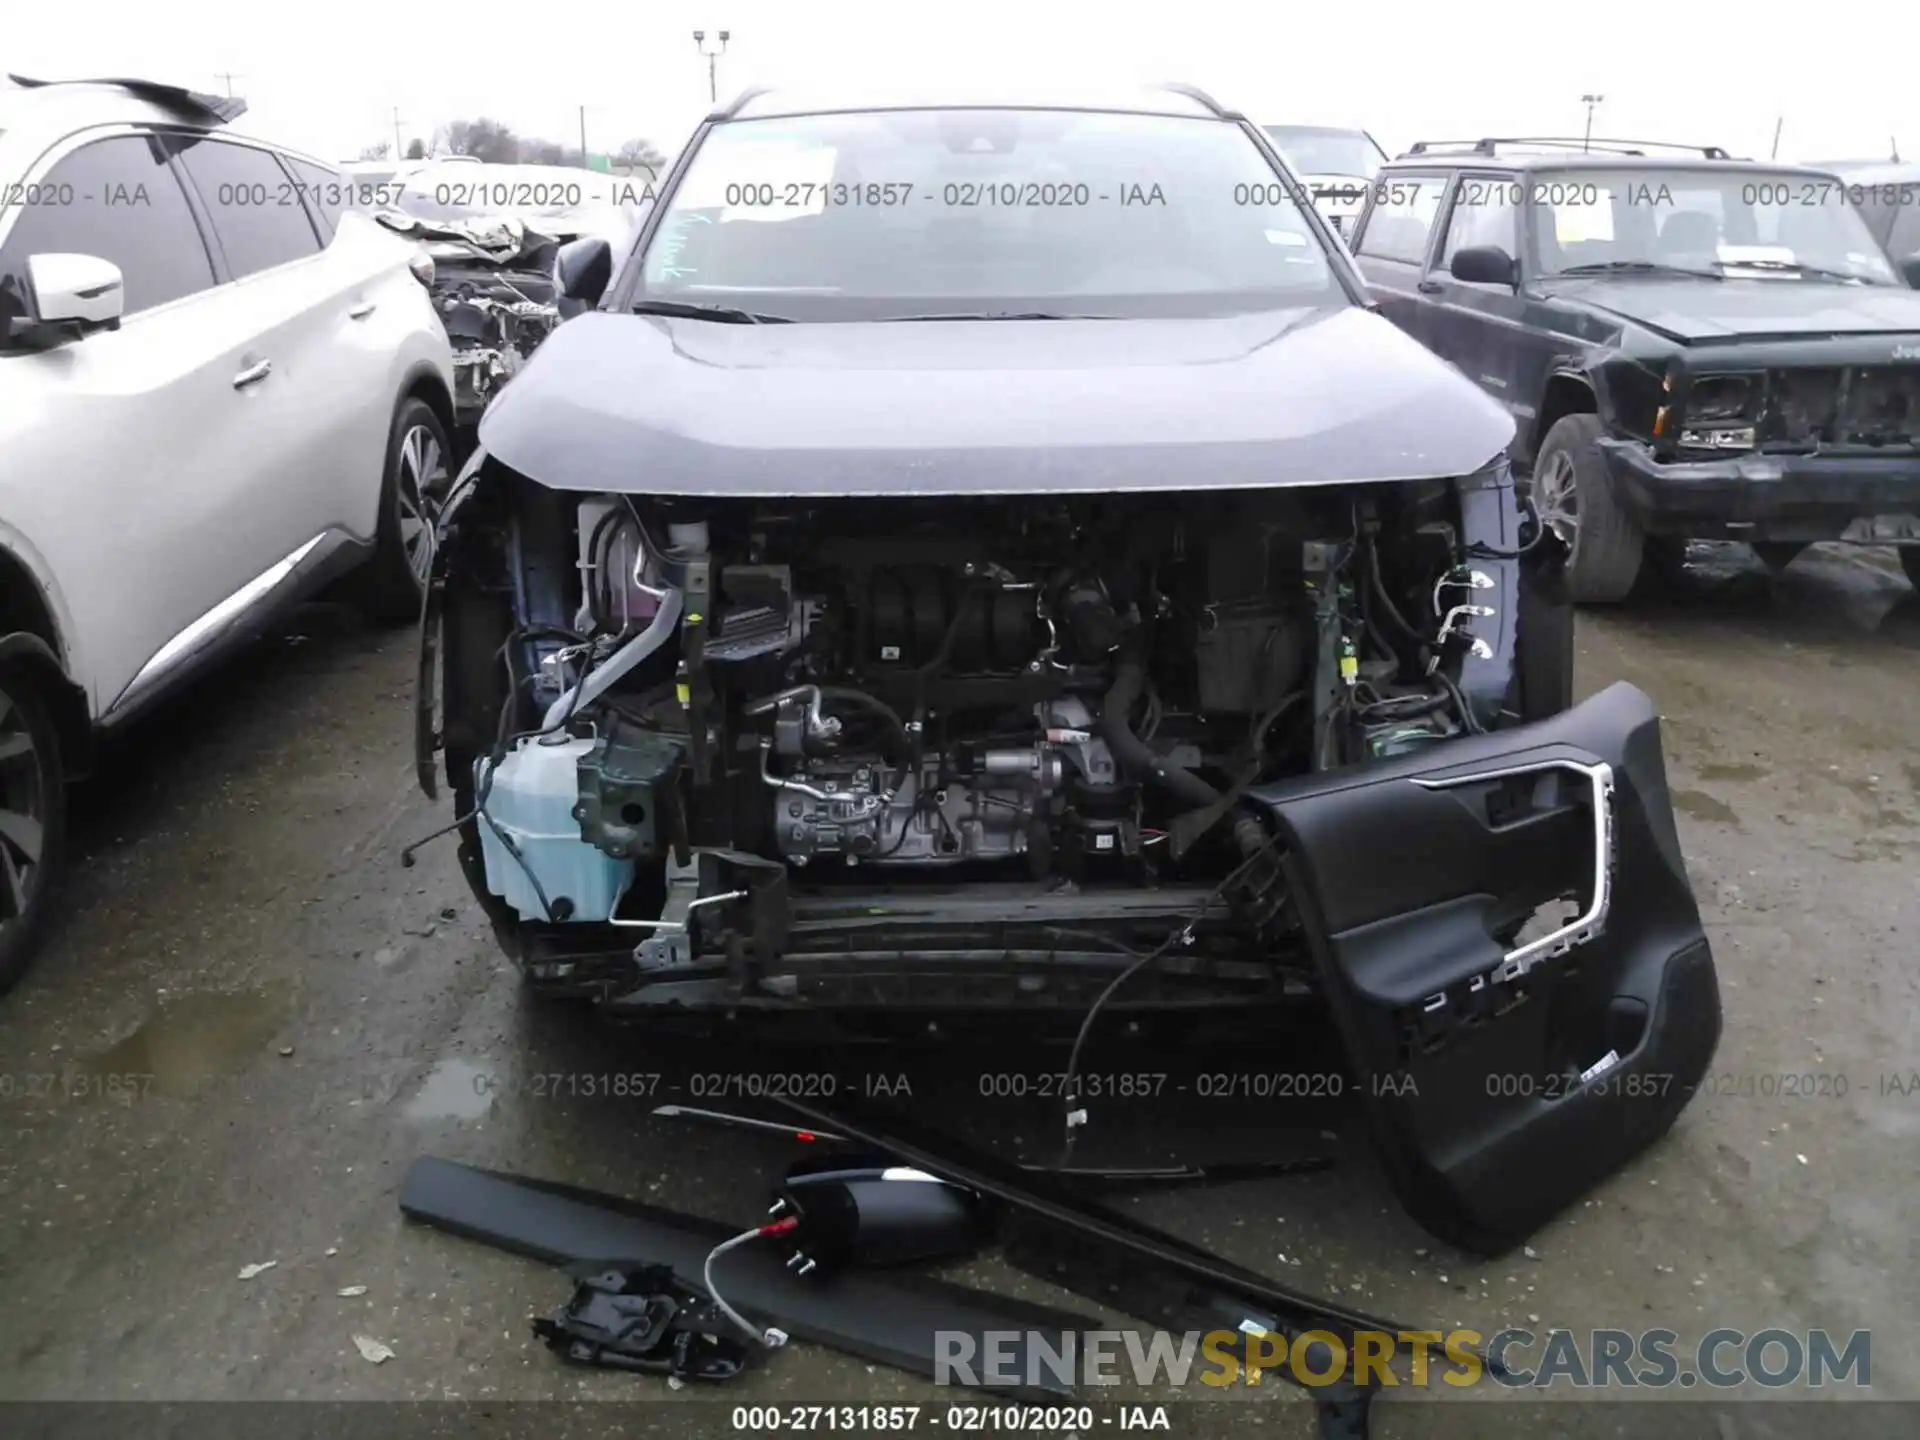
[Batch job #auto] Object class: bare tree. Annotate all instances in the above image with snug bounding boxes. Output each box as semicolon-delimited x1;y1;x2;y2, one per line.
440;118;521;163
425;118;592;168
615;137;667;177
358;140;392;161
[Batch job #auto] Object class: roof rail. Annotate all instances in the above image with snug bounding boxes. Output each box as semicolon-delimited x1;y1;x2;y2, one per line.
714;85;774;120
1159;82;1234;119
714;81;1235;122
1404;136;1734;161
6;72;246;123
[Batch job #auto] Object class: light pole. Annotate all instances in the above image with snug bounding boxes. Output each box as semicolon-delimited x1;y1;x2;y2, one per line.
694;29;731;105
1581;94;1604;151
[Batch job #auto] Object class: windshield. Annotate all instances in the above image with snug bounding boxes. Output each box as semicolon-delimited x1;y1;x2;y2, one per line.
1262;126;1386;180
636;108;1346;322
1529;169;1898;284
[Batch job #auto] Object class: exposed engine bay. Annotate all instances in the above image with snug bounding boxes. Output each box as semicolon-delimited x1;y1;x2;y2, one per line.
378;214;564;426
422;461;1724;1251
426;477;1526;1012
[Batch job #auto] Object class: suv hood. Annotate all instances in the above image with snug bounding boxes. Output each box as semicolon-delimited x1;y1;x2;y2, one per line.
476;305;1513;497
1536;276;1920;344
376;212;571;268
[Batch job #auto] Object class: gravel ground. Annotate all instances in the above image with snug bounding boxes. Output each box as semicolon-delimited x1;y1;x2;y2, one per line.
0;544;1915;1440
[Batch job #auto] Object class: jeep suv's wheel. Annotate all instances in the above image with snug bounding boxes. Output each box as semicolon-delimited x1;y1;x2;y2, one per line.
357;397;451;623
1533;413;1645;603
1900;547;1920;591
0;667;67;996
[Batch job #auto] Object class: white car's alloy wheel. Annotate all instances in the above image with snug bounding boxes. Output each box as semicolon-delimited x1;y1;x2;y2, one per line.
0;683;47;925
396;423;448;584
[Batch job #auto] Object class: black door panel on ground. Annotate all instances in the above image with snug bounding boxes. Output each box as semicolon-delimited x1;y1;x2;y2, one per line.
1254;681;1719;1253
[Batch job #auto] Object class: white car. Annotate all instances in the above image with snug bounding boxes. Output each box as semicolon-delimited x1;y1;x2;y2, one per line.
370;160;652;427
0;75;456;989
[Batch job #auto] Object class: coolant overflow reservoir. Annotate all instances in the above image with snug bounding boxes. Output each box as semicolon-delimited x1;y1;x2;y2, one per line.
475;736;634;922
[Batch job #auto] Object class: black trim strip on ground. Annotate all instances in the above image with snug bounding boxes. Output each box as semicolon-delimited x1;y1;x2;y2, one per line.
398;1155;1094;1400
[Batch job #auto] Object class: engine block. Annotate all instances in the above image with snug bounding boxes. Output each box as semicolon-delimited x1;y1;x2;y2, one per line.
772;752;1054;864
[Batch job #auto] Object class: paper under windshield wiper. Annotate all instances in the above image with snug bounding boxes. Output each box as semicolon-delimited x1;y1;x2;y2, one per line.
1551;261;1724;281
632;299;793;324
877;310;1118;322
1714;258;1872;283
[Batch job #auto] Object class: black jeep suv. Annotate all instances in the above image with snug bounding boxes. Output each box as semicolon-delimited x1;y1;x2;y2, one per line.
1349;138;1920;601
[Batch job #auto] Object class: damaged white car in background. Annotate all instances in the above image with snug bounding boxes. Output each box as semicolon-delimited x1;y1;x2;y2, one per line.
374;161;648;432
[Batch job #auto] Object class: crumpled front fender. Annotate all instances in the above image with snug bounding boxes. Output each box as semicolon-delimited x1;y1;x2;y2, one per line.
1252;681;1719;1254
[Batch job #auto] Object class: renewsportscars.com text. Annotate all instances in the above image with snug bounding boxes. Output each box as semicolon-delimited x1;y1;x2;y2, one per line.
935;1327;1872;1390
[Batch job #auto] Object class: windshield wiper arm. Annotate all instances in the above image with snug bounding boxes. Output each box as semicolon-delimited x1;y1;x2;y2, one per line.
632;299;793;324
1549;261;1725;281
877;310;1118;322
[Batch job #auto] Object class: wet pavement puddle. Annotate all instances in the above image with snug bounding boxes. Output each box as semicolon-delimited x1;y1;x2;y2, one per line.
73;982;293;1099
401;1057;495;1122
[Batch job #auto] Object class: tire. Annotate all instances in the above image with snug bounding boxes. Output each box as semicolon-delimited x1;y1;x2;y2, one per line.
1511;559;1575;722
1628;537;1689;595
0;665;68;996
1532;413;1646;603
1896;548;1920;590
356;397;452;624
1753;541;1806;573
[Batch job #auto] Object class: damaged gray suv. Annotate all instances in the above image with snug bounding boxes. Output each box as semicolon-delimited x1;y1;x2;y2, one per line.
415;84;1721;1252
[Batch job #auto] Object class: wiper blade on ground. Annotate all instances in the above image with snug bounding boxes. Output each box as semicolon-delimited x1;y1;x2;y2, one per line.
632;299;793;324
876;311;1118;322
1549;261;1725;281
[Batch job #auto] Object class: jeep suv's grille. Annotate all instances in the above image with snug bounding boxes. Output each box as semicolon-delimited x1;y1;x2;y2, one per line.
1756;366;1920;449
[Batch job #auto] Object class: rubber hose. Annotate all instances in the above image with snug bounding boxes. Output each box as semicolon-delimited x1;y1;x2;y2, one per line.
1099;654;1223;810
819;685;913;798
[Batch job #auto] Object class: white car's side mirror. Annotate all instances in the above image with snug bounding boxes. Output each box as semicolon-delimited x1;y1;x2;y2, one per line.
26;253;125;330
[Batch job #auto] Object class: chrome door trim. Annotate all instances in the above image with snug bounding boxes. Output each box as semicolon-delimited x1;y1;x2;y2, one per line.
105;531;337;719
1410;757;1616;984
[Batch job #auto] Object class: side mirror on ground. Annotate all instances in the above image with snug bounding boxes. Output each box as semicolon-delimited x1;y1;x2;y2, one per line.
9;253;124;343
1900;253;1920;290
554;237;613;308
1450;245;1518;287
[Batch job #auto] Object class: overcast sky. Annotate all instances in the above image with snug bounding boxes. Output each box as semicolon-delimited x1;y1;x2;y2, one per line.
8;0;1907;169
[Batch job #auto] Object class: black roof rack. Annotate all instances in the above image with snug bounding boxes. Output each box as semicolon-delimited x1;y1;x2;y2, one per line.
1404;136;1734;161
6;73;246;123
